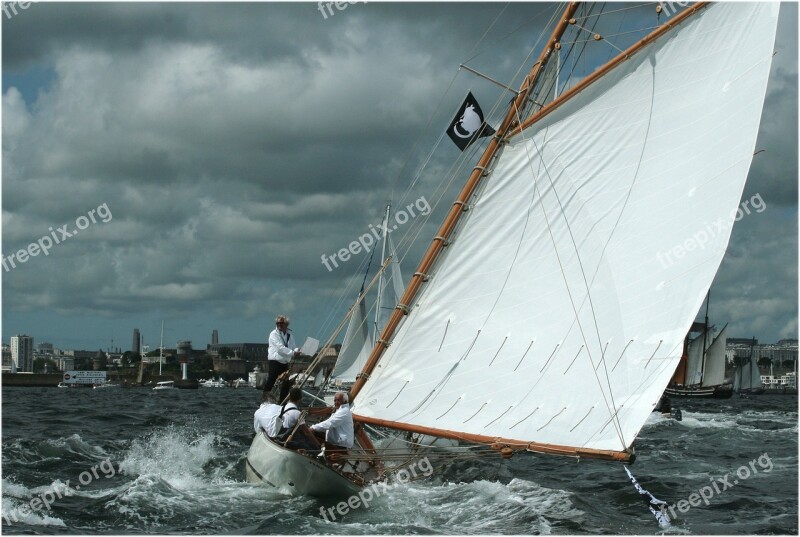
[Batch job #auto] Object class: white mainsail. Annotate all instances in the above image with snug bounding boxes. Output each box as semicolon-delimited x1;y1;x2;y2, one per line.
354;3;778;454
701;325;728;388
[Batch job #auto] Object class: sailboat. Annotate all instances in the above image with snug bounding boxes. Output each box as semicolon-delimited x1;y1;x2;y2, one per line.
246;2;779;496
665;296;733;398
733;337;764;395
327;204;405;392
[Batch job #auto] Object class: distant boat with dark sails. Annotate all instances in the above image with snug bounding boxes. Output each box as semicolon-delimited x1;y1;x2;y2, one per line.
665;296;733;399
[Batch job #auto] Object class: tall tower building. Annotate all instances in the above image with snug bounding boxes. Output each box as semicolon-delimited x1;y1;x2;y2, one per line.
212;330;219;346
132;328;141;355
11;335;34;373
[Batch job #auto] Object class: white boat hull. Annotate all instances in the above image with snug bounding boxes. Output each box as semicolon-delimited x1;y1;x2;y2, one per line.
245;431;363;497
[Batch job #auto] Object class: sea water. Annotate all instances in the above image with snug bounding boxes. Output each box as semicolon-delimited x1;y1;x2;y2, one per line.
2;387;796;534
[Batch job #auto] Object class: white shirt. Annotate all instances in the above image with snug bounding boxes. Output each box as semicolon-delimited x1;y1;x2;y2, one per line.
253;403;282;436
281;402;303;430
311;404;354;448
268;328;297;364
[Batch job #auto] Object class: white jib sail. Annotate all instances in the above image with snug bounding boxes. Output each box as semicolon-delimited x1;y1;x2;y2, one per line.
331;296;372;383
354;3;778;453
335;228;406;383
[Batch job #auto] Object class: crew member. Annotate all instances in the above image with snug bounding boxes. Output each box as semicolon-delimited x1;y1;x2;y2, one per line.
310;391;354;456
264;315;300;401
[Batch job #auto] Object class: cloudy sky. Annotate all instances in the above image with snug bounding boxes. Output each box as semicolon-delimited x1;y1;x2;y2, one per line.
2;1;797;353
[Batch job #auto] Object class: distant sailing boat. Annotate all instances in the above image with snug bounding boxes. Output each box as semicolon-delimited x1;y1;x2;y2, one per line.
246;2;779;495
328;204;405;389
665;295;733;398
733;337;764;395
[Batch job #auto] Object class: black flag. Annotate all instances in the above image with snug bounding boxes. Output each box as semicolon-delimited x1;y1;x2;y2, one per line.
446;92;496;151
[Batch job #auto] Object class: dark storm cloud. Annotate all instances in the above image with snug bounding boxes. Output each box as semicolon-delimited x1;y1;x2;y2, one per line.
2;2;796;349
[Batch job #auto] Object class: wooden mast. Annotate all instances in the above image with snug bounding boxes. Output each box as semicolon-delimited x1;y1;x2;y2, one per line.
348;3;712;463
350;2;581;402
508;1;709;137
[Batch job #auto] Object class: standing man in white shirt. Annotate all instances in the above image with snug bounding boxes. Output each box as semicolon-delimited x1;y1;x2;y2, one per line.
311;391;354;456
264;315;300;402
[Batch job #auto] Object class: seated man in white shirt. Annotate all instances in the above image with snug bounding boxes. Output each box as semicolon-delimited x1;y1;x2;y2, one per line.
253;397;283;437
310;391;354;457
278;387;320;452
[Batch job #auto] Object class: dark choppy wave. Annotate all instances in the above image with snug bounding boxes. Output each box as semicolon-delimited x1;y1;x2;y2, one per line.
2;387;796;534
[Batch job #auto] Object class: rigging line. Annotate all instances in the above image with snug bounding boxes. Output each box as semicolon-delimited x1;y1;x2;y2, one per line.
592;25;661;41
510;102;627;449
574;2;654;20
393;127;484;260
605;1;629;61
401;330;481;420
484;405;514;428
509;406;540;429
463;90;553;340
305;258;395;396
539;343;560;373
525;2;598;116
461;2;511;64
538;2;603;103
514;340;535;371
368;138;487;374
462;3;558;65
391;5;563;266
357;6;576;398
643;340;663;369
611;340;635;372
462;402;487;424
566;3;604;95
437;319;450;352
314;242;375;338
488;336;508;366
323;254;391;376
435;396;463;420
581;43;661;447
595;341;610;371
386;381;409;409
568;19;625;55
536;406;567;431
570;405;595;432
523;130;628;448
393;2;520;210
583;343;677;447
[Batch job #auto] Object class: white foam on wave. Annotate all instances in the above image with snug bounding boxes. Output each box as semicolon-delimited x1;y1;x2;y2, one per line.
1;482;67;528
676;413;738;429
316;477;584;534
118;424;219;489
108;422;291;529
46;433;109;458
